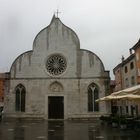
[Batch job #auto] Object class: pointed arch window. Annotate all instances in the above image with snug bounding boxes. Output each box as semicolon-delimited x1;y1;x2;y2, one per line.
15;84;26;112
88;83;99;112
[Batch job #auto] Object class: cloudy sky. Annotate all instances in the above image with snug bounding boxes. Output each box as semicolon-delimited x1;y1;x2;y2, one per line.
0;0;140;78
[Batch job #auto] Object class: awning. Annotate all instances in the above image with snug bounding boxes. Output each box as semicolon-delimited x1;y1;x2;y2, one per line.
121;94;140;100
96;85;140;102
113;85;140;95
95;95;126;102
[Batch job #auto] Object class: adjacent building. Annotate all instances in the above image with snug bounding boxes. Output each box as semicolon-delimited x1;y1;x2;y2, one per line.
113;39;140;116
131;39;140;84
0;73;9;107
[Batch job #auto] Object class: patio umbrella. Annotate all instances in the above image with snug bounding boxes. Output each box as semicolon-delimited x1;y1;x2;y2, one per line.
113;85;140;96
121;94;140;100
96;85;140;102
96;94;140;102
95;97;107;102
95;95;126;102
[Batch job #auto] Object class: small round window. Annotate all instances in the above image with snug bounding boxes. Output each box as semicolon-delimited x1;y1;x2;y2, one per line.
46;54;67;76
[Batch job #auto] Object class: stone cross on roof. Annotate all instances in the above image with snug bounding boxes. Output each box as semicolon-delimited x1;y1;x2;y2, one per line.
55;9;61;18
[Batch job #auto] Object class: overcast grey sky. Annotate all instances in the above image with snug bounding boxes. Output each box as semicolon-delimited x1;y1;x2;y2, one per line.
0;0;140;79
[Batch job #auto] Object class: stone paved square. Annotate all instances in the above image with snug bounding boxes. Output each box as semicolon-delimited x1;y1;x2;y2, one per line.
0;120;140;140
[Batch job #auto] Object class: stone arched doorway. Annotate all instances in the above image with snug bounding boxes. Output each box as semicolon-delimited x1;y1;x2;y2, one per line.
48;81;64;119
48;96;64;119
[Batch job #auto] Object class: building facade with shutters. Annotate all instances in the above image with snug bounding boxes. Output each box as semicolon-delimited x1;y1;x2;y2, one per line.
113;40;140;116
4;15;110;119
114;39;140;91
0;73;9;106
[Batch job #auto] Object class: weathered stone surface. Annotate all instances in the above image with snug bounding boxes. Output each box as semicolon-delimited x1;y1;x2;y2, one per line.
4;15;110;119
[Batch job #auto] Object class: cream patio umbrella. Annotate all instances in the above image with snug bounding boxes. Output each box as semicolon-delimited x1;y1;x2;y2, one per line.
121;94;140;100
95;94;126;102
96;85;140;102
95;90;124;102
117;85;140;95
96;94;140;102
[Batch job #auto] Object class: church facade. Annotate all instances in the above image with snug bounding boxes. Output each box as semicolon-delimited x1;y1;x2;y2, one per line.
4;15;110;119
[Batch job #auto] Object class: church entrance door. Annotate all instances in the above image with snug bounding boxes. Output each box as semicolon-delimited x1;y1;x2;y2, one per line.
48;96;64;119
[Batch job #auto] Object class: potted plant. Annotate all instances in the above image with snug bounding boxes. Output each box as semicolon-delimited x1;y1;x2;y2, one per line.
100;115;111;125
111;116;119;127
119;117;127;129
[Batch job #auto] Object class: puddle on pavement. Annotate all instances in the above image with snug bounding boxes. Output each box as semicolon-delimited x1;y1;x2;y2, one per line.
0;120;140;140
37;136;46;139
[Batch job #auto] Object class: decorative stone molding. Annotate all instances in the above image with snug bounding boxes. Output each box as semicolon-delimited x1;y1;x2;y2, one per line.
46;54;67;76
49;81;63;92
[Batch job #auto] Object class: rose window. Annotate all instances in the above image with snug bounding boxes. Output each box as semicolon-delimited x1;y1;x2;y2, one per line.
46;54;67;76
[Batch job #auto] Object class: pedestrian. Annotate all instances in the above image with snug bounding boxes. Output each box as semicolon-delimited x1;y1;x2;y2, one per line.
0;106;3;121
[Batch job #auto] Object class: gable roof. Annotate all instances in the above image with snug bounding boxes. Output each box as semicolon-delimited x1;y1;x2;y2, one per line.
131;39;140;50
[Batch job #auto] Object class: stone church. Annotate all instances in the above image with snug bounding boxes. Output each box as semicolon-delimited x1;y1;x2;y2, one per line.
4;15;110;119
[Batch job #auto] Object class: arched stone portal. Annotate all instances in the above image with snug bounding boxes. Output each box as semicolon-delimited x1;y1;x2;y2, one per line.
48;96;64;119
48;81;64;119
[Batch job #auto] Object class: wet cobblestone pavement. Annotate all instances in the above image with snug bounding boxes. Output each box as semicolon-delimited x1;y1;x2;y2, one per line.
0;120;140;140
